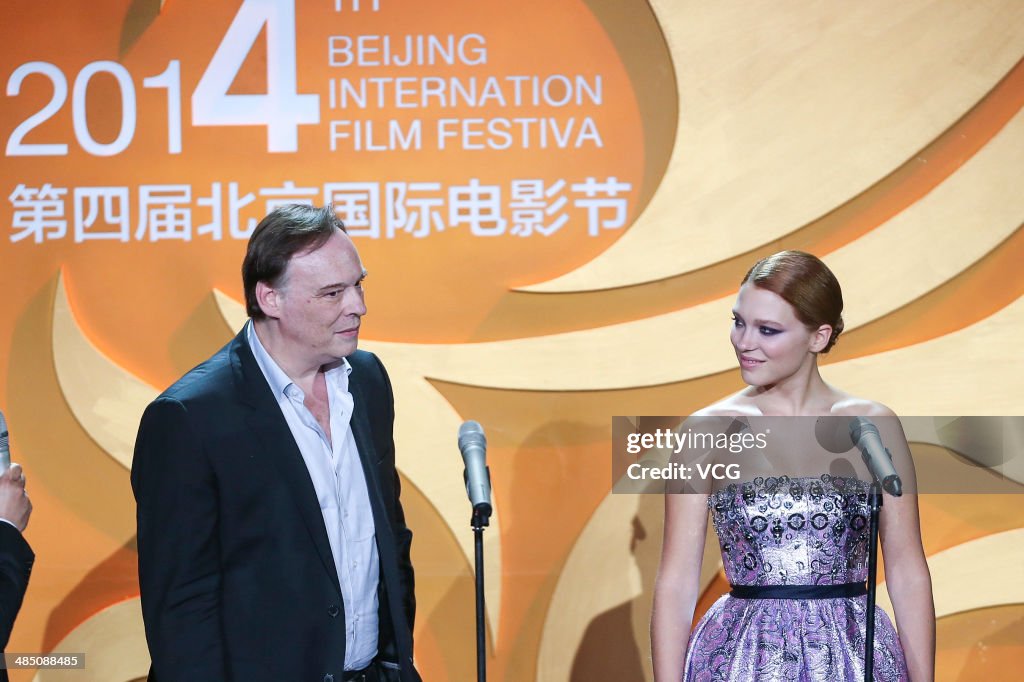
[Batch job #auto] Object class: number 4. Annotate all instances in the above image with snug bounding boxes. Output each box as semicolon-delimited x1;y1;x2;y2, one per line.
192;0;319;153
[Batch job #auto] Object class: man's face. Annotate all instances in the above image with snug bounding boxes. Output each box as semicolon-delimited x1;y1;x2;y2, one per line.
270;229;367;368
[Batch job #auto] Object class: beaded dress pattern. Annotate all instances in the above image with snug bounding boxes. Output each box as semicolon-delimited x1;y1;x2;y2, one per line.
682;475;909;681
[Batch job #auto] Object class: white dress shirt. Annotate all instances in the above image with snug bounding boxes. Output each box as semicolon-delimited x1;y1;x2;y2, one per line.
247;322;379;670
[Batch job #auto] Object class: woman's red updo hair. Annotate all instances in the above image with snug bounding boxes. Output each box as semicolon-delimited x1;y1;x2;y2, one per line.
741;250;845;353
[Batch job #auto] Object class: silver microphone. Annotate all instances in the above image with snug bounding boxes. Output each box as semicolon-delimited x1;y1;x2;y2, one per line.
458;420;492;517
0;410;10;471
850;417;902;496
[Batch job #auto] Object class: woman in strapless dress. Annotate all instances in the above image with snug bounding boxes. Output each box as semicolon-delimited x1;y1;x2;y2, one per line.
651;251;935;681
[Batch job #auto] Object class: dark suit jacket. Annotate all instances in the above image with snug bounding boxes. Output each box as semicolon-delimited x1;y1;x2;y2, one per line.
0;522;33;682
132;329;419;682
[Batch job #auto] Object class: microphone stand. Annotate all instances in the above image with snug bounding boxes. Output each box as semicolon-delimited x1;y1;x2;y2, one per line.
864;480;882;682
471;503;491;682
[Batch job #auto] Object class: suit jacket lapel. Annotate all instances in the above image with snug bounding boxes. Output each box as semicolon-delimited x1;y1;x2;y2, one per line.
229;329;342;595
348;374;390;540
347;370;400;571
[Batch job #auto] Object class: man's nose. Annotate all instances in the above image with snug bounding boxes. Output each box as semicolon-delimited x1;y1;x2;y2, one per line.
345;287;367;316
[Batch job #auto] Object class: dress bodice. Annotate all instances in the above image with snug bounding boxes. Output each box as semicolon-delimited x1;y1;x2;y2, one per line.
685;475;909;680
709;475;871;587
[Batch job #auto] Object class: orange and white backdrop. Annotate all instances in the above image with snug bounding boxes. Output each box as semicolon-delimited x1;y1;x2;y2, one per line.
1;1;1021;680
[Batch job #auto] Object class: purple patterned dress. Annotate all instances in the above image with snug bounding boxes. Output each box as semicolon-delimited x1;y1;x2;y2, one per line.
683;475;909;681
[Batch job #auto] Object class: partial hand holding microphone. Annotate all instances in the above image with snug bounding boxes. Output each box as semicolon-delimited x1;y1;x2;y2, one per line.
850;417;903;496
458;420;492;521
0;409;10;471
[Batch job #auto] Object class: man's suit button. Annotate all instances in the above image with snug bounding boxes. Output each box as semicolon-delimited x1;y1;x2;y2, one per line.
327;604;340;617
323;674;334;682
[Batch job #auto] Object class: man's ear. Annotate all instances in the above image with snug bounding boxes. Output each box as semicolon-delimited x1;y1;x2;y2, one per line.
255;281;281;319
809;324;833;353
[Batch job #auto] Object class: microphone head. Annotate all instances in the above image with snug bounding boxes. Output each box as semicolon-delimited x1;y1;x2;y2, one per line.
849;417;879;443
458;420;486;451
458;420;492;522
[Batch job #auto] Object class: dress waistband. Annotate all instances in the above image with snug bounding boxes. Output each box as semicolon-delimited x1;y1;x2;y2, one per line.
729;582;867;600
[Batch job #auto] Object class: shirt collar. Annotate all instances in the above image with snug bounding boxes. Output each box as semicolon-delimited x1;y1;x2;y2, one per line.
246;320;352;400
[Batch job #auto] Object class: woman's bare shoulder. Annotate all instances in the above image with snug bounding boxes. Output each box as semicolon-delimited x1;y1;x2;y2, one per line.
828;390;898;418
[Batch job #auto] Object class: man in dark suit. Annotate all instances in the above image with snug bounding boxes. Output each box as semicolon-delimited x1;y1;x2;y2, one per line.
132;204;419;682
0;462;33;682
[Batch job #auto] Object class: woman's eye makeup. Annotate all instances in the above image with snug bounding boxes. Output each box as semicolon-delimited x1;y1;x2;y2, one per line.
732;316;780;336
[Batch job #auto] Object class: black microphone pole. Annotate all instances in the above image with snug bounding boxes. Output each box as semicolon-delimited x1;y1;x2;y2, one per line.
850;418;902;682
468;488;491;682
865;479;882;682
459;420;492;682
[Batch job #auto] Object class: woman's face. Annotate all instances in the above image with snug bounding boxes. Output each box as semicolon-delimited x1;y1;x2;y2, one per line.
730;283;829;387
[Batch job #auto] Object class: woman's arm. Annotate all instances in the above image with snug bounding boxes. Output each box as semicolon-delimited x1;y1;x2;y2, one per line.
879;490;935;681
874;411;935;681
651;491;710;681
